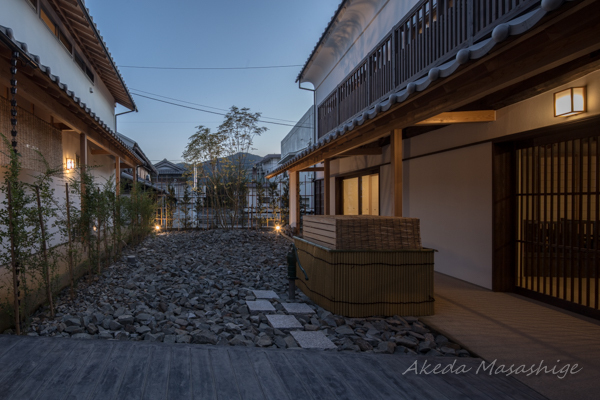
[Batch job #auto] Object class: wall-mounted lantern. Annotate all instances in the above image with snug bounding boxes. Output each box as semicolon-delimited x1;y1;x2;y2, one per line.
554;87;586;117
66;158;75;170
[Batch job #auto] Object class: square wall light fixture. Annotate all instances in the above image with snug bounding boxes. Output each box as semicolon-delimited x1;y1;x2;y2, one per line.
554;87;586;117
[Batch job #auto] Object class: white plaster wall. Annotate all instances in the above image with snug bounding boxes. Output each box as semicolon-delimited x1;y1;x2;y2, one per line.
1;0;117;128
403;143;493;289
302;0;420;104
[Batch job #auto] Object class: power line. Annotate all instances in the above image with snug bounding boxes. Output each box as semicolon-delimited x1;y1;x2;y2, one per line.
131;93;312;129
130;88;301;123
120;64;303;70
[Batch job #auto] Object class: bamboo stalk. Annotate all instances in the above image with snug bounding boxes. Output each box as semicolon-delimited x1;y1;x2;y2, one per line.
7;184;21;335
65;183;75;299
35;185;54;317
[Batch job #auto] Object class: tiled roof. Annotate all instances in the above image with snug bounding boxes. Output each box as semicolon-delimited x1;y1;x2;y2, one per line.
0;24;143;166
272;0;570;177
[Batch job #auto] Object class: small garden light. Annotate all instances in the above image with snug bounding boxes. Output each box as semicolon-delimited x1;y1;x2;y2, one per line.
66;158;75;170
155;225;161;231
275;225;281;231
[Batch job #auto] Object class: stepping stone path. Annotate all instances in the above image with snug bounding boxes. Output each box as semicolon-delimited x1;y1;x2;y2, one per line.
252;290;279;299
266;315;303;330
21;230;472;357
291;331;337;349
246;300;276;313
281;303;315;315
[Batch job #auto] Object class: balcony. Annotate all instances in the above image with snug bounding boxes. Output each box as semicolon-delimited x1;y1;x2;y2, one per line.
317;0;540;138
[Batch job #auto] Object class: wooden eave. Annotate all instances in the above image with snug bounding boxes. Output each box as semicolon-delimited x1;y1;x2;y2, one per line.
268;0;600;179
46;0;136;110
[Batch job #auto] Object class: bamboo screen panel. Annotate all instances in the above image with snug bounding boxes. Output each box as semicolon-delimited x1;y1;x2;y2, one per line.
516;135;599;313
294;237;434;317
0;96;63;173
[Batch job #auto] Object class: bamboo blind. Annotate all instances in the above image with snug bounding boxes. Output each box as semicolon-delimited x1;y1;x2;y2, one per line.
295;237;434;317
0;96;63;173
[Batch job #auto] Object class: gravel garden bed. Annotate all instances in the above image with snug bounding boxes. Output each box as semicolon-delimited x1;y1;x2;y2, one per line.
20;230;470;356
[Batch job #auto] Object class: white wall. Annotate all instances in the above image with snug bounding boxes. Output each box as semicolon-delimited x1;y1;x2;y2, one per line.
1;0;117;129
301;0;420;105
403;143;493;289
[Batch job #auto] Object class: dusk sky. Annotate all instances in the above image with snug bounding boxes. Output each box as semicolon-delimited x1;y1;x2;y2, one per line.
85;0;340;163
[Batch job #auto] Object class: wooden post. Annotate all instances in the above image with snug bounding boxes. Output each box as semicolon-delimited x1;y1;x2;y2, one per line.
35;186;54;316
133;165;138;183
7;184;20;335
79;132;87;195
391;129;403;217
65;183;75;298
290;171;301;233
115;156;120;196
324;159;331;215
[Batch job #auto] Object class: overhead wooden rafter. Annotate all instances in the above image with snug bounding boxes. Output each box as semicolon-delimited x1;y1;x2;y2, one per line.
415;110;496;125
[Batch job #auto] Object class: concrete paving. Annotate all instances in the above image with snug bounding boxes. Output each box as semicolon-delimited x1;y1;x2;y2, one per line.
281;302;316;315
0;335;548;399
421;273;600;400
246;300;276;313
291;331;337;350
252;290;280;299
266;315;303;330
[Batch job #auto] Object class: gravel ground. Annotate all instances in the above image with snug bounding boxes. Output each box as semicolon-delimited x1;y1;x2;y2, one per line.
21;230;470;356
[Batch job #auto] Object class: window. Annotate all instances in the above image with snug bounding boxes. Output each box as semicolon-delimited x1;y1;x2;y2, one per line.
40;7;57;36
338;170;379;216
40;6;73;54
75;51;95;82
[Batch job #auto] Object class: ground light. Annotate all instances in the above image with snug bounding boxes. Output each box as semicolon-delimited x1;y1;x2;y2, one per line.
155;225;161;231
275;225;281;232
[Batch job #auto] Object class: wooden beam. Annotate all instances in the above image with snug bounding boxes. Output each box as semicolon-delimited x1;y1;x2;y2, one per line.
391;129;403;217
299;167;324;172
324;159;330;215
415;110;496;125
336;147;383;157
120;162;134;169
90;149;110;155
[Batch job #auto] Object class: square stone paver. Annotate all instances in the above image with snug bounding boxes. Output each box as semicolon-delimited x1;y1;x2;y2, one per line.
246;300;276;313
252;290;280;299
291;331;337;349
281;303;315;315
266;315;303;330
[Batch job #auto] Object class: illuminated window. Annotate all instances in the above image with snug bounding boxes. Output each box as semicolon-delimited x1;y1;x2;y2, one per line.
339;170;379;216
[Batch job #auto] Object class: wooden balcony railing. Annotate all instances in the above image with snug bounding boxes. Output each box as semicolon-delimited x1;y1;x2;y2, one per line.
317;0;540;138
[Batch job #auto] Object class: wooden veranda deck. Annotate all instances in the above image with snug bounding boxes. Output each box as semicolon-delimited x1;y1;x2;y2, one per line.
0;335;547;400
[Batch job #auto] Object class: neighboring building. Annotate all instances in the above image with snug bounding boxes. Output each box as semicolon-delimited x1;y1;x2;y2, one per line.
118;132;157;182
0;1;141;226
152;159;188;198
268;0;600;318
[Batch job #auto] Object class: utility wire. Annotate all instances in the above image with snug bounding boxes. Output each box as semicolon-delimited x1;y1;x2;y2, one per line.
131;93;312;128
120;64;303;70
130;88;300;123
